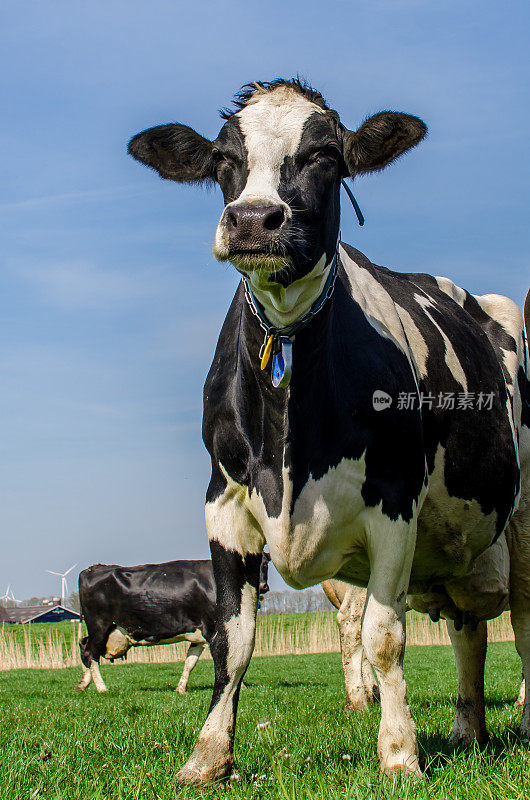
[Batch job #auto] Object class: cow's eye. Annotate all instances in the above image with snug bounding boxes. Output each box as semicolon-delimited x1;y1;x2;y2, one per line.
306;146;340;165
213;150;237;171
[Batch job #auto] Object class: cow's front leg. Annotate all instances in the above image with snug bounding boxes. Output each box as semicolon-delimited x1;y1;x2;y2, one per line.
336;586;379;712
446;620;488;746
176;540;262;785
362;516;419;776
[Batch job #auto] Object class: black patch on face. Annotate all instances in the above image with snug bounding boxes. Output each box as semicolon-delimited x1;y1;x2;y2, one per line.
273;114;343;281
212;119;249;204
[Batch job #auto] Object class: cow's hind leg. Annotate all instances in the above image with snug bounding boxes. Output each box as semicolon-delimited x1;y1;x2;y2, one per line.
88;659;108;693
446;620;488;746
176;542;262;785
78;633;108;693
176;644;205;694
507;494;530;738
361;514;420;776
76;665;92;692
76;635;93;692
336;586;379;712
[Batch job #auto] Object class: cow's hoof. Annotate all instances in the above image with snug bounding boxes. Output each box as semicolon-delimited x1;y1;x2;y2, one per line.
448;726;488;749
344;701;370;714
344;692;375;713
514;697;525;708
75;684;87;693
448;732;473;749
175;761;232;786
95;686;108;694
381;762;423;779
175;685;186;695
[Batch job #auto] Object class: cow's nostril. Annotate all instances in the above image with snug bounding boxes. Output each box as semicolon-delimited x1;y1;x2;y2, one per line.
227;209;238;230
263;207;285;231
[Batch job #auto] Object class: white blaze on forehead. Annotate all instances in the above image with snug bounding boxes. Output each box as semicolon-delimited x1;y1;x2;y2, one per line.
235;87;325;206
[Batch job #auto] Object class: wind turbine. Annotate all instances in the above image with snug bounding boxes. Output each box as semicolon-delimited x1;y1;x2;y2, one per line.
8;588;21;605
46;564;77;606
0;585;11;606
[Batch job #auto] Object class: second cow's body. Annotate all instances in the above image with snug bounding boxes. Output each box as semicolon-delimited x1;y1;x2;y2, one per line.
77;557;270;693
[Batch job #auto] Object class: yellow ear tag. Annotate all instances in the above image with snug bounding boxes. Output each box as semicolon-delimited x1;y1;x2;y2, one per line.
260;335;274;370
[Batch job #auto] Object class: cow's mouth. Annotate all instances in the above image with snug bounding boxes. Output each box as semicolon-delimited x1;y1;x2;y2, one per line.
228;250;291;274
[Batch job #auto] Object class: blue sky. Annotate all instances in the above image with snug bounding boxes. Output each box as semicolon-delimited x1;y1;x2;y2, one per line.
1;0;529;598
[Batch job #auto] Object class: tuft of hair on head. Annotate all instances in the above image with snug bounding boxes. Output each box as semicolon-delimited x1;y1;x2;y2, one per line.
219;77;330;119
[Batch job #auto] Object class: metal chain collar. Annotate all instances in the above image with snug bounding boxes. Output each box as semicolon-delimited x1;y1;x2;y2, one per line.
243;251;339;346
242;250;339;386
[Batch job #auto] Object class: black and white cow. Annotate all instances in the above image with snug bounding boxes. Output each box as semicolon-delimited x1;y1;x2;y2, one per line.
129;79;530;782
76;554;270;693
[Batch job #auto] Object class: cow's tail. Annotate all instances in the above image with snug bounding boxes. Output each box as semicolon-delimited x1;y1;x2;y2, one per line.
78;612;84;644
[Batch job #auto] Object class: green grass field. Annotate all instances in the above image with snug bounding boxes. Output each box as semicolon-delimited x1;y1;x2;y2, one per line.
0;643;528;799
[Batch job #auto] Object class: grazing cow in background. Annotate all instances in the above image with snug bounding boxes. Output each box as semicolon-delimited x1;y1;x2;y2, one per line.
129;78;530;783
76;554;270;693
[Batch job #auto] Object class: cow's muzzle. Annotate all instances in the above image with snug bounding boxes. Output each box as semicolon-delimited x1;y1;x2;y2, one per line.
226;204;286;250
213;201;291;270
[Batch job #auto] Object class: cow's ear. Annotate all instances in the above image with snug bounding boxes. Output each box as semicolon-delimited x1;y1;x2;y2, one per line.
343;112;427;176
128;123;215;183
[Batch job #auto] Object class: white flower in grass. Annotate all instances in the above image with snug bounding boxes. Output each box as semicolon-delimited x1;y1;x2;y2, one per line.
342;754;352;762
256;720;271;730
305;756;312;764
229;772;241;783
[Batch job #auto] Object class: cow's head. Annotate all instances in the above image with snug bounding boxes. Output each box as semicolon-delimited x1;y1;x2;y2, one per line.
259;551;271;597
129;79;426;315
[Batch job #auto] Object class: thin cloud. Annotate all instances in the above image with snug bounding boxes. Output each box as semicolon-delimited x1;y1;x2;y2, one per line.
0;185;153;213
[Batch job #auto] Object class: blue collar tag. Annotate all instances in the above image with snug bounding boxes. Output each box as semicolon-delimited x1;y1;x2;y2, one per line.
271;338;293;388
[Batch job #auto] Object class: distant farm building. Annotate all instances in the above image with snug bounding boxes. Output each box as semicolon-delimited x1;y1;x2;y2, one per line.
1;604;81;624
